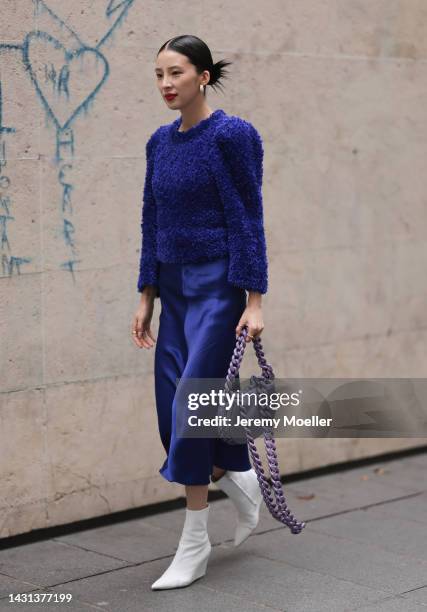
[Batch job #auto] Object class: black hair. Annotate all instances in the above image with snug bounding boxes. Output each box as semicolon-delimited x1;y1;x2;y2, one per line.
157;34;232;95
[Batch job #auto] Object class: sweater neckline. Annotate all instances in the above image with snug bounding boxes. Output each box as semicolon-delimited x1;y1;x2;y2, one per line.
171;109;225;142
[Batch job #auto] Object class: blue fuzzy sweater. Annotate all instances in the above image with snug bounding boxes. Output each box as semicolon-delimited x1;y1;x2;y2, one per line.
137;108;268;296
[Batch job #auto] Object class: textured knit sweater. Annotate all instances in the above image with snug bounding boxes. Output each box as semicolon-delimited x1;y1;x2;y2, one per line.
137;108;268;297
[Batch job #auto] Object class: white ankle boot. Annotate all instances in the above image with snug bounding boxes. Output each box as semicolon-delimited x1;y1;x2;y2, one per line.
151;504;212;590
212;468;263;546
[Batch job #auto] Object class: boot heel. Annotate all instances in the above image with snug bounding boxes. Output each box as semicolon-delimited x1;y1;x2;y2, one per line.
193;541;211;581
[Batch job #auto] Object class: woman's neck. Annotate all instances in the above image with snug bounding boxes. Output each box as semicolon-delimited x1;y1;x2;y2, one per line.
178;105;214;132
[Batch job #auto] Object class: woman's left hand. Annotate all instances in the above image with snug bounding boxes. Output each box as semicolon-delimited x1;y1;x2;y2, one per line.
235;304;264;342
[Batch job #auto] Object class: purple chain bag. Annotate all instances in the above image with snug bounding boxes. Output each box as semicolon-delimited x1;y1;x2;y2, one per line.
218;324;306;534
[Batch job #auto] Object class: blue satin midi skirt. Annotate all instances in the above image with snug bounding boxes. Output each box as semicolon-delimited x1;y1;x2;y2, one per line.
154;256;252;485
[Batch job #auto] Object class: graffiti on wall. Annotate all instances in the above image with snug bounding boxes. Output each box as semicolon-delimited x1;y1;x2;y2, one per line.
0;0;135;281
0;81;22;278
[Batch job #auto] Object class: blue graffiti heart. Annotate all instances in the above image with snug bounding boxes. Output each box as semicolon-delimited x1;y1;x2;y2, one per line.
23;31;109;130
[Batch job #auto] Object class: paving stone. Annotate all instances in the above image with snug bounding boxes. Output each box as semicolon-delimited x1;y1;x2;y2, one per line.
0;573;40;600
241;526;427;593
307;503;427;559
48;557;282;612
349;593;427;611
202;544;391;612
56;518;184;563
361;492;427;525
400;586;427;608
0;540;127;588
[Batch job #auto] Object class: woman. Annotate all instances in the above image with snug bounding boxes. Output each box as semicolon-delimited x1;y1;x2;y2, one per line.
132;34;269;590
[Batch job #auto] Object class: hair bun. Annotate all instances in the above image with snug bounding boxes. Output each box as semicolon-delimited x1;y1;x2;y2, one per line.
208;58;232;92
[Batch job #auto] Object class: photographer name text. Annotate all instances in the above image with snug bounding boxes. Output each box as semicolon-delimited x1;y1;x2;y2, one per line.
187;415;332;428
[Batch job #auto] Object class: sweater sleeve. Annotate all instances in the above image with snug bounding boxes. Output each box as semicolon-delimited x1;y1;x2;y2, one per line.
213;117;268;294
137;130;160;297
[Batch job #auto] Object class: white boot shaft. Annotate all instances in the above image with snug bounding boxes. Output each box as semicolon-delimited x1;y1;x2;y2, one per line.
213;468;263;546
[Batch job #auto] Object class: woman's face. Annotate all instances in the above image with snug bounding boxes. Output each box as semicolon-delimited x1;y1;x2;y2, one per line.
155;49;208;108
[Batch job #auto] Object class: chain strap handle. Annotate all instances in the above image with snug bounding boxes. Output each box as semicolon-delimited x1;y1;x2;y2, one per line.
223;324;306;534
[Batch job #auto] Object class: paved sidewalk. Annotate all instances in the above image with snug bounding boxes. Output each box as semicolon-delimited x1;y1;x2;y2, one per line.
0;451;426;611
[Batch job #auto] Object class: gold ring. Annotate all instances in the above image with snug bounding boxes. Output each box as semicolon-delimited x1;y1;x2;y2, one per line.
132;331;137;334
247;334;254;339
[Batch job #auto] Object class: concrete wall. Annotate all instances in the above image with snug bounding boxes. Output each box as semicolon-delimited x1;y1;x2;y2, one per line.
1;1;425;538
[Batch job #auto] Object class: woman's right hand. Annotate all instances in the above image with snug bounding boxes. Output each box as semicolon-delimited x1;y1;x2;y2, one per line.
132;293;157;349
